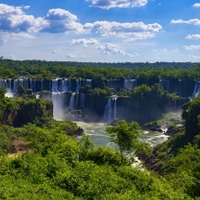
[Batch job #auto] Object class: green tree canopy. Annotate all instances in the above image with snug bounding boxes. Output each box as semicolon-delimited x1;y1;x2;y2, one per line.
106;119;141;165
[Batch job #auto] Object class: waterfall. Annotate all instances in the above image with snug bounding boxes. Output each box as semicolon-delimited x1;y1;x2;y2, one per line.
159;79;169;92
13;79;19;92
85;79;92;87
69;93;76;110
40;79;44;91
113;97;117;119
76;79;81;93
52;78;59;92
80;93;85;108
75;93;79;108
23;78;28;90
178;79;182;95
103;95;118;124
192;82;200;98
124;79;137;90
52;92;65;120
104;98;113;124
61;79;68;92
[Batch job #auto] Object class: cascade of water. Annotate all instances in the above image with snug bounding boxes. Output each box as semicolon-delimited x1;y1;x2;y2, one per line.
40;79;44;91
30;78;33;91
6;78;12;91
69;93;76;110
106;80;111;88
19;78;23;88
33;79;37;92
76;79;81;93
159;79;169;92
23;78;28;90
113;96;117;119
75;93;79;108
178;79;182;94
13;79;19;92
103;95;118;124
52;79;58;92
52;92;65;120
103;98;113;124
0;79;6;89
61;79;68;92
6;78;13;97
80;93;85;108
124;79;137;90
192;82;200;98
85;79;92;87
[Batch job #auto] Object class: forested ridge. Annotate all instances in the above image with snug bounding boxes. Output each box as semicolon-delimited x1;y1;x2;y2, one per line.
0;60;200;199
0;58;199;79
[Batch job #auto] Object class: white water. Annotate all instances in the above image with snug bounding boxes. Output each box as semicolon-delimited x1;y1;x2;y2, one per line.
75;121;169;147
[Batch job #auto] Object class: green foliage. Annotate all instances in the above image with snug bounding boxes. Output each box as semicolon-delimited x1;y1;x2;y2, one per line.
182;94;200;138
87;146;122;166
106;120;141;165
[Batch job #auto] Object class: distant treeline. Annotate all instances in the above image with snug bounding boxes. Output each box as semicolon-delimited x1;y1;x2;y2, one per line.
0;58;199;80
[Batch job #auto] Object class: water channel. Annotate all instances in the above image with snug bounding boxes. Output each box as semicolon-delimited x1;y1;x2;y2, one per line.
75;121;169;147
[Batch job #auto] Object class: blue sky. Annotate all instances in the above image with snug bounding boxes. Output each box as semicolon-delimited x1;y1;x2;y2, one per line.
0;0;200;62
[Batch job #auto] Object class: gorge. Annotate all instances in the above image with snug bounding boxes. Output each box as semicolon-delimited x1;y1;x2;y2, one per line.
0;77;196;124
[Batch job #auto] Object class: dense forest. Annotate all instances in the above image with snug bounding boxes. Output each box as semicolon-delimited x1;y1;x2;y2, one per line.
0;60;200;199
0;58;199;79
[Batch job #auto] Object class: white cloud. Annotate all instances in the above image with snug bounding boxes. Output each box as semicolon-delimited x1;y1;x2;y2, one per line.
0;3;161;42
40;9;84;34
193;3;200;8
72;38;100;47
52;49;62;54
0;4;36;33
99;43;136;57
84;21;162;40
0;4;84;34
184;45;200;50
86;0;148;9
189;55;200;60
152;48;179;53
65;53;77;58
186;34;200;39
171;18;200;25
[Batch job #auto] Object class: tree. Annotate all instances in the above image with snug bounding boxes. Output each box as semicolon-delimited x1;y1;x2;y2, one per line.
106;119;141;165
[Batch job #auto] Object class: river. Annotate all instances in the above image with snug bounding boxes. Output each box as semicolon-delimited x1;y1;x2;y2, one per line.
75;121;169;147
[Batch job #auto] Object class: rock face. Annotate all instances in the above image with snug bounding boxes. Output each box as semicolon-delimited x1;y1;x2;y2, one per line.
12;98;53;127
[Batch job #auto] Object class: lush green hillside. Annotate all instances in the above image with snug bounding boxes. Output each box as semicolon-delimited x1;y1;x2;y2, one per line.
0;84;199;199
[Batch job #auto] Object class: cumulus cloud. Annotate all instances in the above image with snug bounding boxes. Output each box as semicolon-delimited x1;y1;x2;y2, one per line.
171;18;200;25
72;38;100;47
40;9;84;33
65;53;77;58
52;49;62;54
153;48;179;53
0;4;36;33
0;4;84;34
193;3;200;8
186;34;200;39
86;0;147;9
99;43;135;56
0;3;161;43
184;45;200;50
84;21;162;40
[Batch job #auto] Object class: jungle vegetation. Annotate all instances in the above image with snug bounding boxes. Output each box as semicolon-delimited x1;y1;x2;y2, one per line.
0;60;200;199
